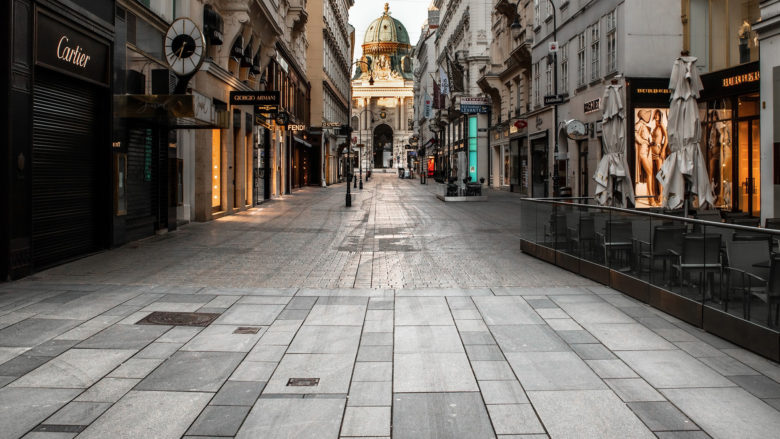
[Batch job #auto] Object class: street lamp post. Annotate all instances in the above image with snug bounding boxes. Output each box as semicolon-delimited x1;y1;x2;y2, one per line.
341;125;353;207
349;59;375;191
512;0;560;197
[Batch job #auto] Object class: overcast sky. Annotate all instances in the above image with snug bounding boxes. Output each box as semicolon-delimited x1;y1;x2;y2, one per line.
348;0;430;61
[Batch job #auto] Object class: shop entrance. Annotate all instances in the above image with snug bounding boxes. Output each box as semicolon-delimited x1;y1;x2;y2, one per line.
531;140;548;198
373;124;393;168
32;71;101;269
738;117;760;216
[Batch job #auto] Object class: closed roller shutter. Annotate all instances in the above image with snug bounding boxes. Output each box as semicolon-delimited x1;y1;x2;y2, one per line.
32;72;100;269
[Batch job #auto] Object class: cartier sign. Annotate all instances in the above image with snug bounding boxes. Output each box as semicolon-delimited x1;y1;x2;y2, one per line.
36;11;109;86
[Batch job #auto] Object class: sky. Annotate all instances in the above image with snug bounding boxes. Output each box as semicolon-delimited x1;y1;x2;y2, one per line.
348;0;431;61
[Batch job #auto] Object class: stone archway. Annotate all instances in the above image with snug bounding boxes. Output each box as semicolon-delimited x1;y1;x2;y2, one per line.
373;124;393;168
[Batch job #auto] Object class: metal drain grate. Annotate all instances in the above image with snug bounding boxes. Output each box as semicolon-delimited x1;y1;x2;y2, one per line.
136;311;220;327
233;327;261;334
287;378;320;387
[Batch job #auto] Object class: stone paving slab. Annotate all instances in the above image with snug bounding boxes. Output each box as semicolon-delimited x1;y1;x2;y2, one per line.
0;175;777;438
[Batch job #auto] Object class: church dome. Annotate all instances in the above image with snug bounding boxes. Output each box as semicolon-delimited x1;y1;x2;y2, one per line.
363;3;411;54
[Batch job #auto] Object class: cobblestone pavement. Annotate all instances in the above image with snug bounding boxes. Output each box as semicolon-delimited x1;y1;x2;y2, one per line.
0;173;779;438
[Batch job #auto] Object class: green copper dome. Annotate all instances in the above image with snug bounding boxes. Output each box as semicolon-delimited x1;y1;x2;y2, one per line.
363;3;410;48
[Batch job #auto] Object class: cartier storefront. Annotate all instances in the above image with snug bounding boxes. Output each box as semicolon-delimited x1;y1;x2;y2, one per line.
1;0;114;279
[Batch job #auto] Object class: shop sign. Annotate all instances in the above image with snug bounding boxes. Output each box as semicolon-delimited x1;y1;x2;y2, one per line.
460;96;490;114
584;98;600;114
230;91;280;106
35;11;109;86
544;94;566;105
322;122;342;128
722;71;759;87
288;124;307;131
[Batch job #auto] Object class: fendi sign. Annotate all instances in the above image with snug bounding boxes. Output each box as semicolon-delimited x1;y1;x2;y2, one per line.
36;11;109;86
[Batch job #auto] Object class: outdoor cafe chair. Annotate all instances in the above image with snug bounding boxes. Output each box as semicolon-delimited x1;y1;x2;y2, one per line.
748;253;780;328
723;239;770;317
636;225;686;282
670;234;723;301
596;220;633;269
567;215;595;258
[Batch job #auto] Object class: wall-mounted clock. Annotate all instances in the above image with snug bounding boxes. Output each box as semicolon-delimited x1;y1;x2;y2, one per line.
164;18;206;76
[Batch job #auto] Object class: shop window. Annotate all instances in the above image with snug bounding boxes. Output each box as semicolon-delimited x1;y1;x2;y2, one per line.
703;100;733;210
634;108;670;208
212;129;221;209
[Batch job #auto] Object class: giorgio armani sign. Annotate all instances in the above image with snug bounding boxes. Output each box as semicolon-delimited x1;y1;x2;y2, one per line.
35;11;109;86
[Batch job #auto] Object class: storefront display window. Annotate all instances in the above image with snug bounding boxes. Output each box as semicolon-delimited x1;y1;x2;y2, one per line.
212;129;221;209
703;102;733;209
634;108;669;208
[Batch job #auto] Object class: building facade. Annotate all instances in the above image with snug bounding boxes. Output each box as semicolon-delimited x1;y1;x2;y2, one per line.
352;4;415;172
306;0;354;186
412;5;441;180
756;0;780;221
525;0;681;201
0;0;313;279
478;0;534;192
2;0;116;279
432;0;494;187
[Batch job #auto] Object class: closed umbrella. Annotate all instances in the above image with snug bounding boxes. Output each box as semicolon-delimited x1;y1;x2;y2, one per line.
593;83;634;207
656;55;715;210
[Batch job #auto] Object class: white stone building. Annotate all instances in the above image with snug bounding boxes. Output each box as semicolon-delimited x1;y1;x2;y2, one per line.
351;4;415;171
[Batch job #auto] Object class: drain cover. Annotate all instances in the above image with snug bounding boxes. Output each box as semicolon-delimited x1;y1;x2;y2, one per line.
287;378;320;387
234;327;261;334
136;311;220;327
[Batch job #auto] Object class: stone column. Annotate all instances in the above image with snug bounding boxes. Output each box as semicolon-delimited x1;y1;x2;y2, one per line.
397;97;402;131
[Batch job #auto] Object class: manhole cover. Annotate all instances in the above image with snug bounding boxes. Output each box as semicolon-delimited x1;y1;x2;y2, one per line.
234;327;261;334
287;378;319;387
136;311;220;327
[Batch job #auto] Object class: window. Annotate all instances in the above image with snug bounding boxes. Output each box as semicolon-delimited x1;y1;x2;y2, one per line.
546;0;554;18
533;0;540;28
533;62;540;107
576;33;586;86
560;43;568;93
606;10;617;73
545;59;553;96
590;22;600;81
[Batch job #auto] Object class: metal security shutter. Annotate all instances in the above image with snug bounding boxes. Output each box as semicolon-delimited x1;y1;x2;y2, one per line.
32;72;100;269
126;125;156;241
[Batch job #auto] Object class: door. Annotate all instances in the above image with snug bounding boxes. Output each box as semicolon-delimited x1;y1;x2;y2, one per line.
737;118;760;216
531;140;548;198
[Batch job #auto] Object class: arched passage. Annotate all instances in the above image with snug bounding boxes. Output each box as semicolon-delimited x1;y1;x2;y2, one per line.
373;124;393;168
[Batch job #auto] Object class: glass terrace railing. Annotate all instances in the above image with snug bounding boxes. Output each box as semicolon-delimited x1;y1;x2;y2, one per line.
519;198;780;359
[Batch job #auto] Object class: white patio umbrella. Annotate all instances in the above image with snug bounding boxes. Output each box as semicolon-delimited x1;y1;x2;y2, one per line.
593;83;635;207
656;55;715;210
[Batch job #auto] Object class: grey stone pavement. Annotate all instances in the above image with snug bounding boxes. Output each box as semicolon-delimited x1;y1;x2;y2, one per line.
0;173;779;438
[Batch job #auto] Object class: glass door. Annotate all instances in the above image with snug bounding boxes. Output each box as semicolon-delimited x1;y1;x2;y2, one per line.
737;118;760;216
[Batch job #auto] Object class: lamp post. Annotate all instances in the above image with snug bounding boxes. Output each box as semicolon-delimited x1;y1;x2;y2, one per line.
341;125;353;207
512;0;559;197
354;107;379;190
349;59;375;190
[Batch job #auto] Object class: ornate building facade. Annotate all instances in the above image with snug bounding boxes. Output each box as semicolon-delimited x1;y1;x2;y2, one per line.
352;4;414;170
